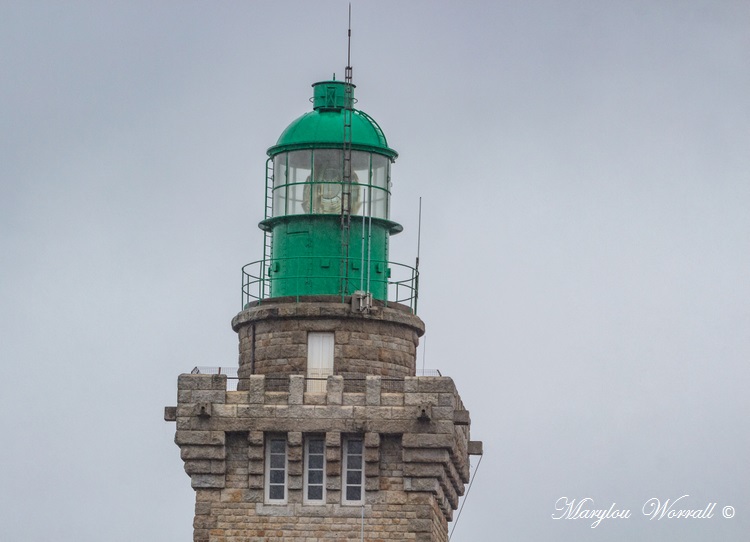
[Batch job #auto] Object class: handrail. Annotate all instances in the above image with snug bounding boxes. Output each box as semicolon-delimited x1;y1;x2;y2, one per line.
189;368;444;392
241;256;418;313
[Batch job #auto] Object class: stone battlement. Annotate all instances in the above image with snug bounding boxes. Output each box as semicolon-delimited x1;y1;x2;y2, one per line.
166;372;479;542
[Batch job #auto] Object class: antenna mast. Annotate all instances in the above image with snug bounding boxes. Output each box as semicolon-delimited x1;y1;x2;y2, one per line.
346;4;352;81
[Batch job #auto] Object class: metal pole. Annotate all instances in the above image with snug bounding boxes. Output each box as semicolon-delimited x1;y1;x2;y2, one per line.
416;196;422;270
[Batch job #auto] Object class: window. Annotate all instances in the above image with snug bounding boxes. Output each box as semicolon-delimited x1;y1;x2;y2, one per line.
304;436;326;503
342;437;364;504
265;435;287;503
272;154;287;217
272;150;311;217
307;332;334;392
370;153;390;219
270;150;390;219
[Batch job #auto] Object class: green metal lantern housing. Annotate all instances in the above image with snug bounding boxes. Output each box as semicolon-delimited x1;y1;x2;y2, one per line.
250;80;410;303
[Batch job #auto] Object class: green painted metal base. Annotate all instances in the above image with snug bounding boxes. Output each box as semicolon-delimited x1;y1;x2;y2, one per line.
267;215;395;300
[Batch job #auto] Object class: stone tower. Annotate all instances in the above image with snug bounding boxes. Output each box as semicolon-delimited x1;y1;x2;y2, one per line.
165;77;482;542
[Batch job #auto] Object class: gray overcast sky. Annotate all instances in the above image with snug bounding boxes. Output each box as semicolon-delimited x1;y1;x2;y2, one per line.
1;1;748;541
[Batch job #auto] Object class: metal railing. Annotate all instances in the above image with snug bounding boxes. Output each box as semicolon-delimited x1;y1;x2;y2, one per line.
240;256;418;312
189;368;443;393
341;376;404;393
191;366;239;391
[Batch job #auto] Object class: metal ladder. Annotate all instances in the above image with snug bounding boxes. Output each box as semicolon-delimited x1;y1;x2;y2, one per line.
262;157;274;299
339;61;354;296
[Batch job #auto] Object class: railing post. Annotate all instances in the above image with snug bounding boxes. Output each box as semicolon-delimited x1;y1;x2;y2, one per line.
413;267;419;313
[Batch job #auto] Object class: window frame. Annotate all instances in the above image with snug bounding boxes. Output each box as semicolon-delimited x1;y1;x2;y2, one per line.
265;434;288;504
303;435;326;504
342;436;365;505
270;150;391;220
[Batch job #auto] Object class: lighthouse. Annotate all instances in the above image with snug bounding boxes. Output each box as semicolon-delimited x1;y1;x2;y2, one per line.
256;79;401;302
166;74;482;542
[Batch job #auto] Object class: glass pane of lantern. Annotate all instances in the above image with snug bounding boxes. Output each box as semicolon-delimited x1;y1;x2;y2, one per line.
273;186;286;217
350;151;370;216
288;151;311;181
352;183;367;216
272;154;288;217
308;149;342;214
371;154;388;189
273;154;287;188
313;149;343;182
371;186;387;219
312;182;343;214
371;154;389;219
287;181;306;215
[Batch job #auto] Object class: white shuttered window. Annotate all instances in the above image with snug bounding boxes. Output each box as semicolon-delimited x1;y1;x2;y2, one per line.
307;332;334;392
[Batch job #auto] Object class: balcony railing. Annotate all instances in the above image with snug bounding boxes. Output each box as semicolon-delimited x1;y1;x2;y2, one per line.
191;366;239;391
240;256;418;313
190;367;442;393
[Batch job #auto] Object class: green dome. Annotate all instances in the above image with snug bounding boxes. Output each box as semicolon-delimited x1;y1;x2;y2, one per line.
267;81;397;159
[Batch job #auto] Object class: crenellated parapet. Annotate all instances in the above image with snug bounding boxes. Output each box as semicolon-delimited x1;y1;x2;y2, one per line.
166;372;481;540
